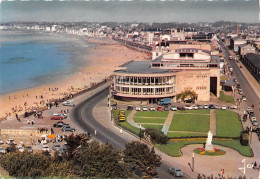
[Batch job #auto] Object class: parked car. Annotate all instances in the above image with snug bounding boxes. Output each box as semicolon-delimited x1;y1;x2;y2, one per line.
241;96;246;101
164;106;169;111
184;105;192;110
221;105;227;110
52;113;67;119
52;144;62;151
177;106;185;111
157;106;163;111
0;147;6;154
209;104;215;109
229;105;238;109
6;139;16;145
17;145;25;152
126;105;133;110
215;104;221;109
239;90;243;95
54;121;69;128
0;139;4;145
170;106;177;111
191;105;198;110
136;106;141;111
62;100;75;107
42;145;50;152
168;167;183;177
61;126;75;132
158;98;172;106
197;105;204;109
249;114;256;121
252;120;259;126
203;104;209;109
142;106;148;111
25;146;33;153
149;106;156;111
51;115;64;120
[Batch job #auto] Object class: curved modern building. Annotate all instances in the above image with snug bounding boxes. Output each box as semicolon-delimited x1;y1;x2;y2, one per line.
113;61;176;103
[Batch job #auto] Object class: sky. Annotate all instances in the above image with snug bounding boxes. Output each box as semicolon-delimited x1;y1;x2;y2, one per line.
0;0;259;23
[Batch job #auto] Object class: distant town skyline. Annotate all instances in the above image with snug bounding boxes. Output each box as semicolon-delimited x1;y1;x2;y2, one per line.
0;0;259;23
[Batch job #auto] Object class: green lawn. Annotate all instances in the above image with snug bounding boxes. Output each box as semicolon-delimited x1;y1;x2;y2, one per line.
218;91;234;104
134;117;166;124
156;139;253;157
167;132;207;138
169;114;210;132
216;110;242;137
113;110;140;136
213;140;253;157
141;124;164;131
135;111;169;118
175;109;210;114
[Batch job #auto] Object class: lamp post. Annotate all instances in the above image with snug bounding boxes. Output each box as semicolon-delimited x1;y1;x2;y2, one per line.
249;126;252;144
192;152;195;172
139;124;142;141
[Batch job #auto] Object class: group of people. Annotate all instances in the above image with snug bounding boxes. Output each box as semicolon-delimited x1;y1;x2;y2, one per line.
38;128;48;133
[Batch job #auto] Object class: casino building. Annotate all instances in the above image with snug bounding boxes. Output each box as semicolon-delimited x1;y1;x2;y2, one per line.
113;42;221;102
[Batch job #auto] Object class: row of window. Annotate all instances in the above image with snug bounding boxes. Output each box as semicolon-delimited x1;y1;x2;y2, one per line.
115;86;175;95
196;86;207;90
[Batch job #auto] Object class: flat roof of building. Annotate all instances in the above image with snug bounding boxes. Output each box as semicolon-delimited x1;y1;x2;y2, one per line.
244;53;260;69
114;61;172;74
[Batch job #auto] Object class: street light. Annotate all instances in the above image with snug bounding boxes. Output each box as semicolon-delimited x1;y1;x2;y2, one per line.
139;124;142;141
192;152;195;172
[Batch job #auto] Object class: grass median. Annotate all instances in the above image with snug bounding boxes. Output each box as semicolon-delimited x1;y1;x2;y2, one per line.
218;91;234;104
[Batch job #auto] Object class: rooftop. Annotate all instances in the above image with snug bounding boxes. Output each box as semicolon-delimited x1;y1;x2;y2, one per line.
244;53;260;69
114;61;172;74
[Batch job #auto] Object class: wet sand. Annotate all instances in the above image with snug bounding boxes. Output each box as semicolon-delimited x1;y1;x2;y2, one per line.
0;36;148;119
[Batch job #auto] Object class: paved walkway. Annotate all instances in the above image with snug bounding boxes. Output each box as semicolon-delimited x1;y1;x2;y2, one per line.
126;110;139;128
210;109;216;136
168;131;207;134
162;111;175;135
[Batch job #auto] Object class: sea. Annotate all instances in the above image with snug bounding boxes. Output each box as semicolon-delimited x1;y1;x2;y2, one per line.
0;30;88;95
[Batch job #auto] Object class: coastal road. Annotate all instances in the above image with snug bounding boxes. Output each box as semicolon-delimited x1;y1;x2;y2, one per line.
219;42;260;120
70;87;189;179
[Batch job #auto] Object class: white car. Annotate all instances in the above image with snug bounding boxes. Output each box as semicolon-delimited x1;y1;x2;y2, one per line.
203;104;209;109
62;100;75;107
192;105;198;110
0;139;4;145
170;106;177;111
42;145;50;152
184;105;192;110
6;139;16;145
0;147;6;154
241;96;246;101
229;105;238;109
136;106;141;111
221;105;227;110
149;106;156;111
17;145;25;152
142;106;148;111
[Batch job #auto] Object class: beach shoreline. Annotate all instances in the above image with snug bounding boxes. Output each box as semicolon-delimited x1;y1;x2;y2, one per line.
0;32;148;119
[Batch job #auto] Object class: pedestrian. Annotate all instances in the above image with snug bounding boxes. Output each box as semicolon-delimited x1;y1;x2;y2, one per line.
51;128;54;134
31;120;34;125
27;120;30;124
253;161;257;169
67;109;69;113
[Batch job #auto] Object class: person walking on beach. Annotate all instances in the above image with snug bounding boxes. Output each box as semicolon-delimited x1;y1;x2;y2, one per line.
31;120;34;125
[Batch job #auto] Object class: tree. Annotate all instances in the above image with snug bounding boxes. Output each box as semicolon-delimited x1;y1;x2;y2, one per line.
123;141;161;177
177;89;197;102
72;140;130;178
145;128;168;144
64;133;88;157
0;152;51;177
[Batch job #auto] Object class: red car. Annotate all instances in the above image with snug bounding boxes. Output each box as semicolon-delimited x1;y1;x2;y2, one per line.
157;106;163;111
51;115;63;120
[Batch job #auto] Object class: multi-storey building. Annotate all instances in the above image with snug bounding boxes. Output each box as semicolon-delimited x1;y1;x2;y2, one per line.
113;42;221;102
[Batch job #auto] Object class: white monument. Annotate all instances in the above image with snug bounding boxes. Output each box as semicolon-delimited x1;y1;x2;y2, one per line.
205;131;214;151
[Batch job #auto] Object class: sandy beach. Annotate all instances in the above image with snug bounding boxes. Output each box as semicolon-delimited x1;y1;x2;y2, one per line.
0;36;148;120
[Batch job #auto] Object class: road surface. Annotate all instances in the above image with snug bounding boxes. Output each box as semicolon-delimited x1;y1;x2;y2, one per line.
70;87;189;179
